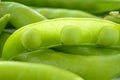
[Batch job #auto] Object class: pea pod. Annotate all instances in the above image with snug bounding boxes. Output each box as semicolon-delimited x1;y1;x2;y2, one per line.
34;7;97;19
0;14;10;56
0;2;46;28
0;14;10;35
0;61;84;80
2;0;120;14
2;18;120;60
12;49;120;80
52;45;120;55
0;29;15;56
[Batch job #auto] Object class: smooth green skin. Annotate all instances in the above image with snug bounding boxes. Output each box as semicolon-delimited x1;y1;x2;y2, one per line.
61;24;119;45
2;0;120;14
2;18;120;60
13;49;120;80
0;14;10;56
0;29;14;56
52;45;120;55
0;2;46;28
0;14;10;35
34;8;97;19
0;61;84;80
53;25;120;55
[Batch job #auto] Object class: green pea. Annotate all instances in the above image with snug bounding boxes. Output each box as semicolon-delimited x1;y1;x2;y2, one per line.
34;8;97;19
61;25;94;45
0;14;10;35
2;18;120;60
0;2;46;28
21;28;42;51
0;61;84;80
96;26;119;46
12;49;120;80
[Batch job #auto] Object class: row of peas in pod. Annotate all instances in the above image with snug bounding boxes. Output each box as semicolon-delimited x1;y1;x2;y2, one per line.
1;0;120;80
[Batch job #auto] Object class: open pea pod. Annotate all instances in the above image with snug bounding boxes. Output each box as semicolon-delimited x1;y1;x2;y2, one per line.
12;49;120;80
0;61;84;80
2;18;120;59
2;18;120;80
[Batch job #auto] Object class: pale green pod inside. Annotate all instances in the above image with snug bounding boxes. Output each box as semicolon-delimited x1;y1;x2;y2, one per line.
96;26;119;46
61;25;93;45
21;29;42;51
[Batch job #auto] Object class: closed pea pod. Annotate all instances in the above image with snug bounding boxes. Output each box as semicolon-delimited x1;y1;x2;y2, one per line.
0;32;10;56
0;14;10;56
0;14;10;35
2;0;120;14
2;18;120;60
0;2;46;28
0;29;15;56
0;61;84;80
12;49;120;80
34;8;97;19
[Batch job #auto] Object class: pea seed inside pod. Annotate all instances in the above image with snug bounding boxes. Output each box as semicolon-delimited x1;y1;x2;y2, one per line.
61;25;93;45
21;29;42;51
96;26;119;46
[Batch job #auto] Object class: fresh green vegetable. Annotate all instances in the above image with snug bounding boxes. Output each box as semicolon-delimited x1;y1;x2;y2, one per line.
34;7;97;19
13;49;120;80
0;29;15;56
0;2;46;28
1;1;120;79
0;61;84;80
0;14;10;35
2;18;120;60
2;0;120;14
0;14;10;56
52;45;120;55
